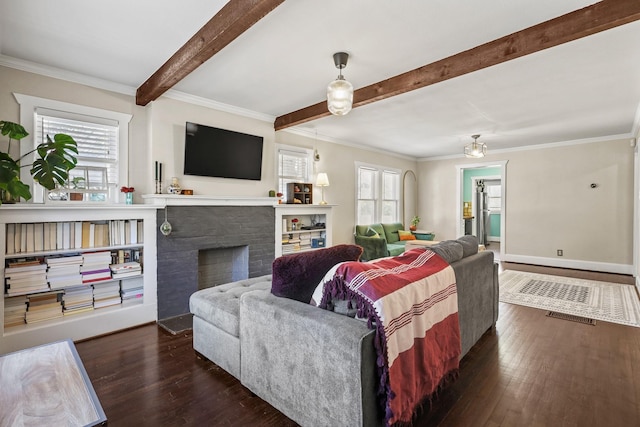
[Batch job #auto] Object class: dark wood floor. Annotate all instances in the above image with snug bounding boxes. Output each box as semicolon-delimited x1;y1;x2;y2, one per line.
76;264;640;426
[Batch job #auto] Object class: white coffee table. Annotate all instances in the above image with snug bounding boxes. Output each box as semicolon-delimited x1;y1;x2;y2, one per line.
0;339;107;426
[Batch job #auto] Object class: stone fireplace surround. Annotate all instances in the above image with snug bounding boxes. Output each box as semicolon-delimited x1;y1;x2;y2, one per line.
148;196;276;320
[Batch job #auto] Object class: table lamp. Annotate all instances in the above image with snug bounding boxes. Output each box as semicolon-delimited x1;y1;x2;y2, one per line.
316;173;330;205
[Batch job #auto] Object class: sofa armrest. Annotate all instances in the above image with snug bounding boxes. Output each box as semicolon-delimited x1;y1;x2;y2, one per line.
451;250;497;357
240;290;381;427
354;235;389;261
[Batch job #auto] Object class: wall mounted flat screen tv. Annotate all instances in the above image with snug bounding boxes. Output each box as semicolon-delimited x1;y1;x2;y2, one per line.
184;122;263;181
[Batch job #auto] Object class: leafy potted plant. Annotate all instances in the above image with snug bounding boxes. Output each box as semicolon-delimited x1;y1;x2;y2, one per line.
69;176;86;201
0;120;78;205
410;215;420;231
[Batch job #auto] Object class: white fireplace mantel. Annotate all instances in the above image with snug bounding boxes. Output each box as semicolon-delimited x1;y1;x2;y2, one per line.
142;194;279;207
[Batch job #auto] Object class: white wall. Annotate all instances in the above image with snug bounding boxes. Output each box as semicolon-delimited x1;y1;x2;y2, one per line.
419;138;635;273
1;66;418;246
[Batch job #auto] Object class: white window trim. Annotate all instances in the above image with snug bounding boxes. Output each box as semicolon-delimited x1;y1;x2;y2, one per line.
13;93;131;204
355;161;402;224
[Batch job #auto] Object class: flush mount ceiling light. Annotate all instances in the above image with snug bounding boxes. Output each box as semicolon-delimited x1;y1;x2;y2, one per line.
464;134;487;158
327;52;354;116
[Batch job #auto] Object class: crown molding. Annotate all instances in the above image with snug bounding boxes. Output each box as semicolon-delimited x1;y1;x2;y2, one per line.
418;133;634;162
281;126;416;162
0;54;136;96
162;89;275;123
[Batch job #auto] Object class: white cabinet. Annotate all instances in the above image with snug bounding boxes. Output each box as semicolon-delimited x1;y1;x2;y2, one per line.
275;205;333;257
1;205;157;353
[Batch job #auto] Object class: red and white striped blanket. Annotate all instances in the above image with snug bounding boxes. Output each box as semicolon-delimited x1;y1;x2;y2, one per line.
318;248;461;426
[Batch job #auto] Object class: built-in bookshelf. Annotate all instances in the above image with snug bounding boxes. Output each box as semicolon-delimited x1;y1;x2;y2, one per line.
275;205;333;257
0;205;157;353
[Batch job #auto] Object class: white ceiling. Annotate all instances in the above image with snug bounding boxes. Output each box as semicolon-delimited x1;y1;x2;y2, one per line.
1;0;639;159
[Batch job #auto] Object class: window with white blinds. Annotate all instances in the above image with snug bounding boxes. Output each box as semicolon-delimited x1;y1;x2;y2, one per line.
277;146;312;198
356;162;400;224
14;93;132;204
36;109;119;187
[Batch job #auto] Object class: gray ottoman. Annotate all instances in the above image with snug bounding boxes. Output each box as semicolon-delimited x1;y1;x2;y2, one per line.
189;275;272;379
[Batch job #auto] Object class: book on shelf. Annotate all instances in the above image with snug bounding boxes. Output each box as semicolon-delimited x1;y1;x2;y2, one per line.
6;223;15;254
45;253;84;265
4;219;146;255
63;306;95;316
4;296;27;327
81;270;113;284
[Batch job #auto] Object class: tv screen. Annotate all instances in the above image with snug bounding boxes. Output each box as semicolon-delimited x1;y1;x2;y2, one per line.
184;122;263;180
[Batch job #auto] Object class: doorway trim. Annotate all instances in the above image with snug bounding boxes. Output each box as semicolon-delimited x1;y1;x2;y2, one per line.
455;160;508;261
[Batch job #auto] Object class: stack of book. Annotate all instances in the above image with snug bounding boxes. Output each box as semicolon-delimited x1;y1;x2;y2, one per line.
282;237;301;254
4;258;48;295
109;261;142;279
299;232;312;251
121;277;144;305
25;291;63;323
81;251;113;284
4;296;27;327
92;282;121;309
46;254;83;290
62;286;94;316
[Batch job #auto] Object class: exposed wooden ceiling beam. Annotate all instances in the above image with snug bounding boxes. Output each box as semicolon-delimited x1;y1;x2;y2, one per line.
274;0;640;131
136;0;285;106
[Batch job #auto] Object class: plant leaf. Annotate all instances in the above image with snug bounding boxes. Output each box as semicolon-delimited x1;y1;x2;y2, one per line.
0;152;20;184
31;133;78;190
0;121;29;140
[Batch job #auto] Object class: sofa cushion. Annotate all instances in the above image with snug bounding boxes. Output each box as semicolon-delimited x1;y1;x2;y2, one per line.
428;240;463;264
387;243;406;257
190;275;272;337
365;227;380;238
271;244;364;303
398;230;416;241
381;223;404;244
457;235;479;258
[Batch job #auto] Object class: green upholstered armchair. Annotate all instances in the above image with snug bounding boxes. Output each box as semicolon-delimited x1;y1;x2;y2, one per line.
354;224;389;261
354;223;407;261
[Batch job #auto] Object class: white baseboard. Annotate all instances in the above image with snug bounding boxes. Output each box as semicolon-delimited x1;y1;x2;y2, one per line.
502;254;633;275
488;236;500;242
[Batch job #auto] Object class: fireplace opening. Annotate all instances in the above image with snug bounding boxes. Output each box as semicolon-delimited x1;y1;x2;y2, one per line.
198;246;249;290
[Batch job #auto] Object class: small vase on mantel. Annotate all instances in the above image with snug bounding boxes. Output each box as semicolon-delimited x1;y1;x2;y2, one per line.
167;177;182;194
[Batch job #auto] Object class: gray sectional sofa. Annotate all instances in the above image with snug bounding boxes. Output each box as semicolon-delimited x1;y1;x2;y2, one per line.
190;237;499;427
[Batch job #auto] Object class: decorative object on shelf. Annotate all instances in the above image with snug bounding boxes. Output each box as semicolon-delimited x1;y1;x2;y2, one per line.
268;189;276;197
160;206;172;236
286;182;313;204
316;173;330;205
291;218;299;231
69;176;85;201
0;120;78;206
277;192;283;204
464;134;487;158
181;189;193;195
327;52;354;116
154;161;163;194
410;215;420;231
120;186;135;205
167;177;181;194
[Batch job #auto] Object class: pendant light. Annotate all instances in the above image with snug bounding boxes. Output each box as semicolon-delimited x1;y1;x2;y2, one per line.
464;134;487;158
327;52;353;116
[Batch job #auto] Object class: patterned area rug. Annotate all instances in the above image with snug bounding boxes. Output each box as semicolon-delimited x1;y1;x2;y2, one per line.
499;270;640;327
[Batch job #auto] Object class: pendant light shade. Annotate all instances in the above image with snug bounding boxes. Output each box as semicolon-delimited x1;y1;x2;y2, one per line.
464;134;487;158
327;52;353;116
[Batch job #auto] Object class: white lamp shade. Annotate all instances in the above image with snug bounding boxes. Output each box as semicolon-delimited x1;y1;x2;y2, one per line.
316;173;330;187
327;78;353;116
